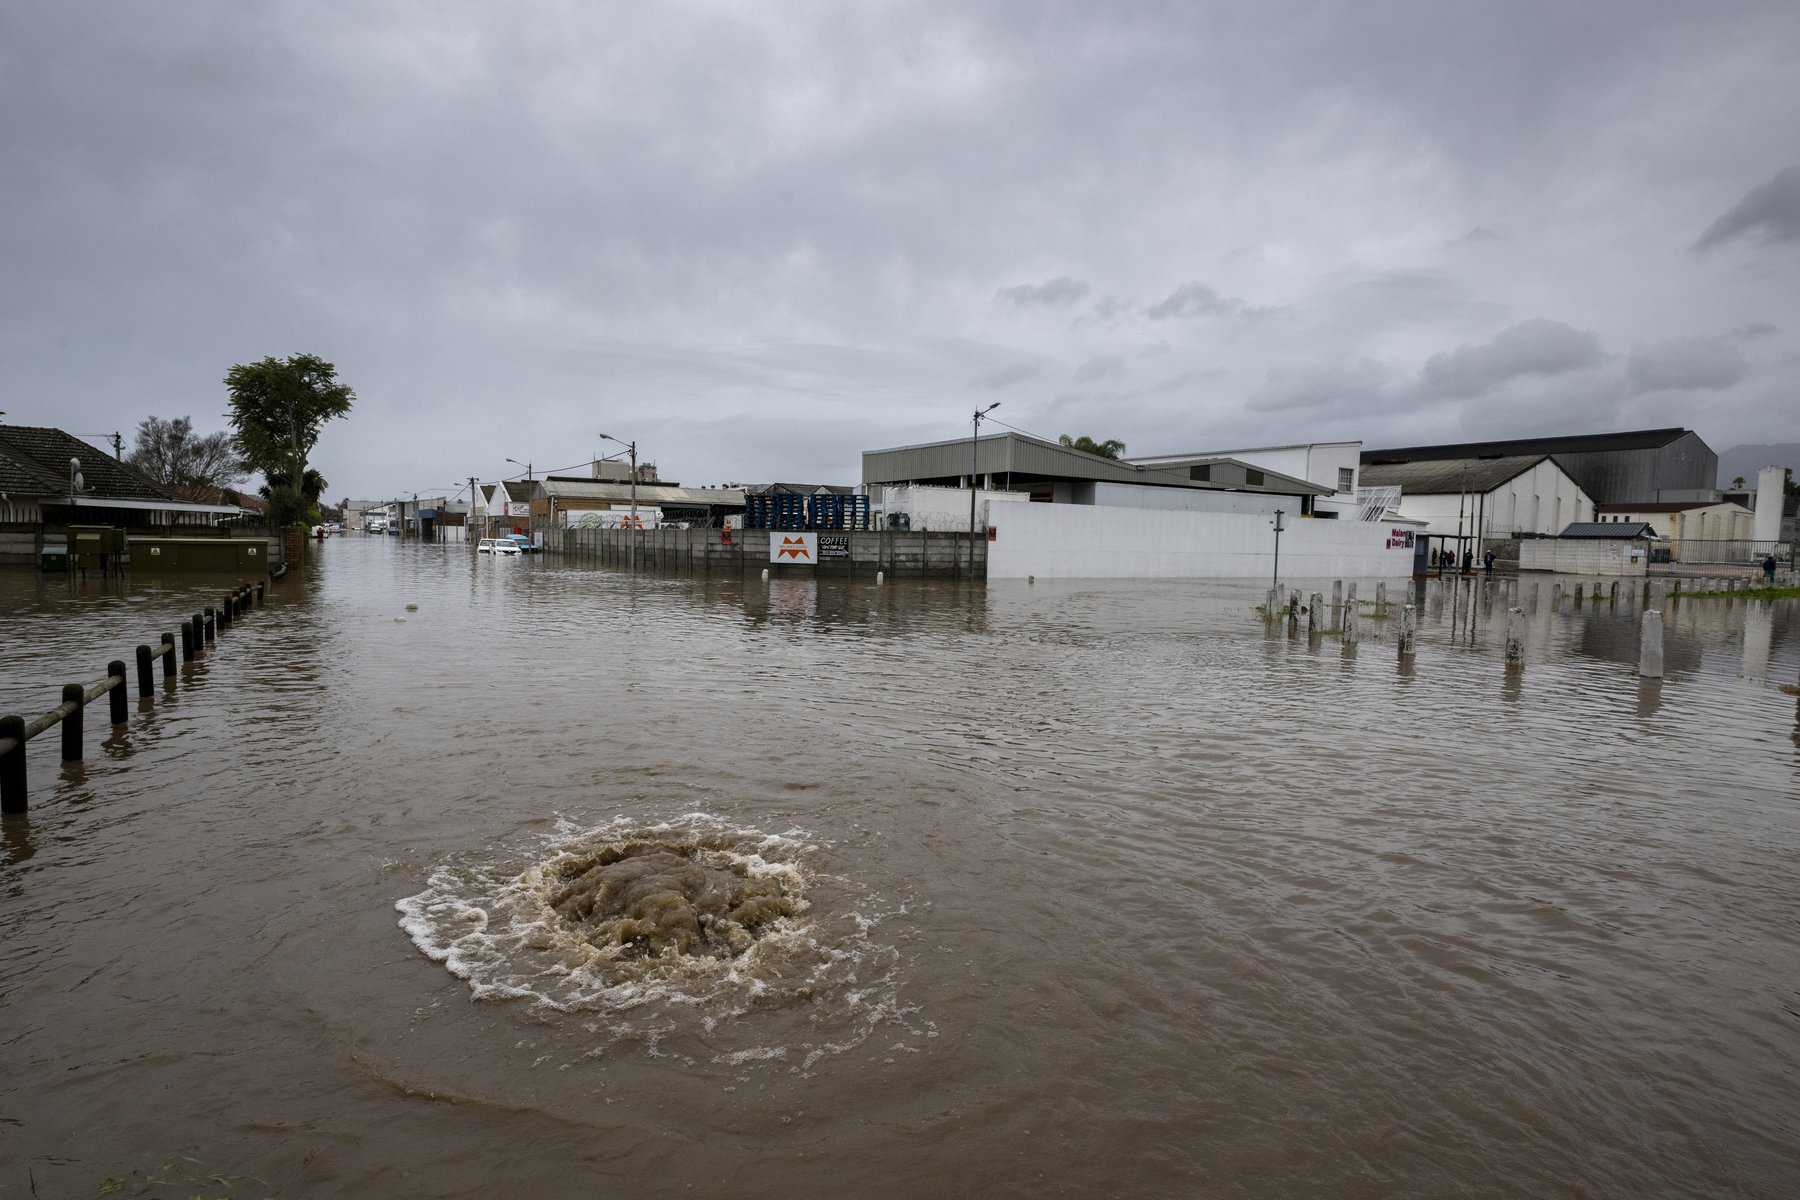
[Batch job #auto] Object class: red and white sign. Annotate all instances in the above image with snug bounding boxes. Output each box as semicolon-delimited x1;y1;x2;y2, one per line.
770;532;817;563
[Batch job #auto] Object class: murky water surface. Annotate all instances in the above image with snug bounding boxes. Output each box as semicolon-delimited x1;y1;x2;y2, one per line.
3;540;1798;1198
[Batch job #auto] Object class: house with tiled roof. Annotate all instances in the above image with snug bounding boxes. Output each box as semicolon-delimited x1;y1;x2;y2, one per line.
0;424;242;566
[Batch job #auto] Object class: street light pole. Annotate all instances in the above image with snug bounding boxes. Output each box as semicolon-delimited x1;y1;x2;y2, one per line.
969;403;999;576
599;434;639;517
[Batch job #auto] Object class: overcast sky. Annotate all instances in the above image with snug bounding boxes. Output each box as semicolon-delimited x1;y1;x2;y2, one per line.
5;1;1799;501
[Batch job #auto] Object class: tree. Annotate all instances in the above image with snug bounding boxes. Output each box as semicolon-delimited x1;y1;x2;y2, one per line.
1731;475;1746;490
259;468;330;524
1059;434;1127;459
225;354;354;527
128;416;245;499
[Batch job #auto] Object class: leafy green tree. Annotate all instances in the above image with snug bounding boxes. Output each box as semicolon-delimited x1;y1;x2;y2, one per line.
1731;475;1746;489
1058;434;1127;459
128;415;246;499
224;354;354;527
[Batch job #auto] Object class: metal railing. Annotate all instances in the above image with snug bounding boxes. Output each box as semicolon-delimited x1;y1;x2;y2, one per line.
0;579;267;815
1662;538;1794;566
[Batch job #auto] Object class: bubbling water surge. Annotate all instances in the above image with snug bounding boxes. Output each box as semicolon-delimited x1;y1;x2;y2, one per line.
396;813;926;1067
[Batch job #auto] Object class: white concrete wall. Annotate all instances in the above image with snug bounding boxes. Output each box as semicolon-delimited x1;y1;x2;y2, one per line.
1395;459;1592;538
987;502;1414;579
1090;482;1286;515
1519;539;1647;575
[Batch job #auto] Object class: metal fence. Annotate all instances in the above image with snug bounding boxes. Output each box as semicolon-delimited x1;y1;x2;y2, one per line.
1662;539;1794;566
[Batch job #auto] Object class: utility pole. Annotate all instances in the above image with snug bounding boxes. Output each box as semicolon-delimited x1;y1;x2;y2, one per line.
969;403;999;576
1271;509;1285;591
598;435;639;517
111;431;123;461
469;475;479;540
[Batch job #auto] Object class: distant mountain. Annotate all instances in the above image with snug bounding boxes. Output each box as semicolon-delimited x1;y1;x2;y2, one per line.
1715;444;1800;489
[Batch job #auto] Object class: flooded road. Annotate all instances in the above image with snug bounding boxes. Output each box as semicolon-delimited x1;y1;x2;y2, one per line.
3;537;1799;1198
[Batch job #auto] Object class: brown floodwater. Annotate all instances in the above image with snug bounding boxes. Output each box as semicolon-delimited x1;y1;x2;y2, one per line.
2;538;1798;1198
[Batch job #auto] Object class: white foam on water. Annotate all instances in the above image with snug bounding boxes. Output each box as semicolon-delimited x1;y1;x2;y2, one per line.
395;811;925;1069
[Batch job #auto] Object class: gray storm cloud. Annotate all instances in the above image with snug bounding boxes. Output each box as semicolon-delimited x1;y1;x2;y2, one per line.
1694;166;1800;252
1421;319;1607;400
1627;337;1749;394
995;277;1090;307
2;1;1797;494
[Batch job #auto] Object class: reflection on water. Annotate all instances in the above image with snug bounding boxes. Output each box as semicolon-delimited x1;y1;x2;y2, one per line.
2;542;1799;1198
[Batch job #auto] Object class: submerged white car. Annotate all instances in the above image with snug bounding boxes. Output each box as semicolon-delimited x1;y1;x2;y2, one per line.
477;538;521;556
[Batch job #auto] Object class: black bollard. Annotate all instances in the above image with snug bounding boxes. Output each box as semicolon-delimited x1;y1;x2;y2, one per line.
219;595;231;628
107;660;128;725
192;613;204;650
256;581;265;607
136;645;154;698
62;683;84;761
160;633;176;679
204;608;216;643
181;620;194;661
0;713;24;814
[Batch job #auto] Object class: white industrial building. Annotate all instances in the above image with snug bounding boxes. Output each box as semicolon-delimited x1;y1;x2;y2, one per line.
862;431;1415;580
1129;441;1364;519
1357;454;1596;550
862;431;1333;517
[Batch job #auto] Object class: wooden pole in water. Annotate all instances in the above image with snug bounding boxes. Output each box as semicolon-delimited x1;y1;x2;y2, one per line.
1342;601;1359;645
1639;610;1664;678
135;646;154;698
0;714;25;813
1505;606;1525;666
1308;592;1323;637
160;634;175;679
107;660;127;726
1398;604;1416;658
61;683;84;761
1331;580;1343;631
1375;582;1387;616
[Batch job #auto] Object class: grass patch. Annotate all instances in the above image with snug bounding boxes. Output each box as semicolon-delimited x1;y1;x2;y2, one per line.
1781;683;1800;697
1681;585;1800;601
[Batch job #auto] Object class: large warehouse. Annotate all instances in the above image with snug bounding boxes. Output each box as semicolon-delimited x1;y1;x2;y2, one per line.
1357;453;1596;560
1360;428;1717;507
862;431;1331;515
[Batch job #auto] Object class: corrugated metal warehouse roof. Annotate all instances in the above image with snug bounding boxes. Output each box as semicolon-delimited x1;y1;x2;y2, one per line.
1558;521;1658;539
862;431;1329;496
1356;454;1549;494
1362;428;1690;463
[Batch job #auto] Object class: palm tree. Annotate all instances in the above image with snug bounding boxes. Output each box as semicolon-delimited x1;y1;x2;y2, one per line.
1058;434;1127;459
259;468;329;525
